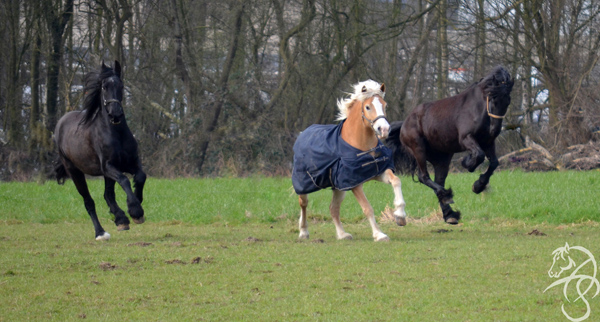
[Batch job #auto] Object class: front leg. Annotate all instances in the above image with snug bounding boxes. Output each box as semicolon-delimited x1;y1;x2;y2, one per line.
460;134;485;172
472;143;499;194
376;169;407;226
103;163;145;222
330;190;352;240
351;185;389;242
133;162;146;205
103;177;130;230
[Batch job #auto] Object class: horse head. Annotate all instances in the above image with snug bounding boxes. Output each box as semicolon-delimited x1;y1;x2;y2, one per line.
481;66;514;119
337;80;389;139
549;242;577;278
100;61;124;125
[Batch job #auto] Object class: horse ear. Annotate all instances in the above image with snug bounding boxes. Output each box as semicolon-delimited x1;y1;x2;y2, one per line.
114;60;121;78
380;83;386;93
101;60;107;69
361;85;367;93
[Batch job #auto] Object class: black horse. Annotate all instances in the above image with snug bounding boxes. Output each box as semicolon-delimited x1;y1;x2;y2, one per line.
54;61;146;240
385;66;514;224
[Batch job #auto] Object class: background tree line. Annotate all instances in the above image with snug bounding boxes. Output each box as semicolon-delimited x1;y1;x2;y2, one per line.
1;0;599;180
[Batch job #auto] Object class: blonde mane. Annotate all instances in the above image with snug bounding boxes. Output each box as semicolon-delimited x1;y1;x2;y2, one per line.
336;80;385;121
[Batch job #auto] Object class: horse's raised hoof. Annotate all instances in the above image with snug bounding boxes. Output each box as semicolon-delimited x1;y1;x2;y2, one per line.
95;232;111;241
132;216;145;224
395;216;407;226
117;224;130;231
472;181;487;194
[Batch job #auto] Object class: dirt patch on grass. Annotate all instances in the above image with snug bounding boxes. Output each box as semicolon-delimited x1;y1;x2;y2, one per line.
99;262;117;270
191;256;214;264
244;236;261;242
127;242;153;247
528;229;547;236
381;207;443;225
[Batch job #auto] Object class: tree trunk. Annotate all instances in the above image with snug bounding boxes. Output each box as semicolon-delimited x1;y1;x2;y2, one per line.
42;0;74;132
196;0;247;174
436;0;448;99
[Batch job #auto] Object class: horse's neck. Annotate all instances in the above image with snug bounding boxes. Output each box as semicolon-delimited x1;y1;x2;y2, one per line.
340;107;378;151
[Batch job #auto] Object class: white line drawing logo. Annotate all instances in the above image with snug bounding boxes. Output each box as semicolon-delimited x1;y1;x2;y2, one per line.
544;243;600;322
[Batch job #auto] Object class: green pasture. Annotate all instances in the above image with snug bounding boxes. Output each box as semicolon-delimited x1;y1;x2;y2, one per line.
1;170;600;321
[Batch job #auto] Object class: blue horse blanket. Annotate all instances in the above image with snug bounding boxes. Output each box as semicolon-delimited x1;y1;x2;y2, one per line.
292;121;394;195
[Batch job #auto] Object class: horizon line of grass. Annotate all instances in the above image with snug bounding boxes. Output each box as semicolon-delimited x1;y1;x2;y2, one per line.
1;170;599;227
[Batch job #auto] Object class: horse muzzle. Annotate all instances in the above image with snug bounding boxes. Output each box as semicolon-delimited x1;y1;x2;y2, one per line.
374;119;390;139
109;115;122;125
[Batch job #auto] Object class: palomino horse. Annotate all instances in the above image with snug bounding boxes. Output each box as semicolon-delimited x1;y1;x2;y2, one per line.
385;66;513;224
54;61;146;240
292;80;407;242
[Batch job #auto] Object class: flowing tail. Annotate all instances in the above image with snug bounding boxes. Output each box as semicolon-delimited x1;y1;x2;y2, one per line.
384;121;417;175
54;160;69;185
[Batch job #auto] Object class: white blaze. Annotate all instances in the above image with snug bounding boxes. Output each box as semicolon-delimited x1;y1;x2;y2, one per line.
372;97;389;138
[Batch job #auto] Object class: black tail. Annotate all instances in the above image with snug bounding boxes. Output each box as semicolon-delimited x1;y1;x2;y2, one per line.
54;160;69;185
384;121;417;175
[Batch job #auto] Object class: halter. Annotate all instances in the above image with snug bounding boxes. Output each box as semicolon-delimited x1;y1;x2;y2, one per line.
103;98;122;107
486;96;505;119
103;98;123;124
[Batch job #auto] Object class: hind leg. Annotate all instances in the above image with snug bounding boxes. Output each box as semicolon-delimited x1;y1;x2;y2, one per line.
330;190;353;240
104;178;130;231
376;169;407;226
69;168;110;240
298;194;309;239
409;142;454;205
433;159;461;225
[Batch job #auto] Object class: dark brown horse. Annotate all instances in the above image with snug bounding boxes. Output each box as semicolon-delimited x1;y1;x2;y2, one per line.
385;66;514;224
54;61;146;240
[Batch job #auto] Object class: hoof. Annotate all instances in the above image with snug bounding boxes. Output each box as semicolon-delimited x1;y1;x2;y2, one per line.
95;232;111;241
298;230;310;240
374;234;390;242
395;216;407;226
338;233;353;240
117;224;130;231
132;216;145;224
445;217;459;225
472;181;487;194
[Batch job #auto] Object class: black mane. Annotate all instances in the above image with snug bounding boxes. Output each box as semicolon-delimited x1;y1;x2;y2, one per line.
80;65;121;125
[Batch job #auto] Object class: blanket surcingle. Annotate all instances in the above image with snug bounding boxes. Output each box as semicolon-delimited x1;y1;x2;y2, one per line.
292;121;394;195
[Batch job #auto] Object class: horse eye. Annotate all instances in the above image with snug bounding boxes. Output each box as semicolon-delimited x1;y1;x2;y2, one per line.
366;105;371;111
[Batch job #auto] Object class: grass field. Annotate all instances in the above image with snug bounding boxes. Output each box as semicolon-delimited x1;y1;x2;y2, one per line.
1;170;600;321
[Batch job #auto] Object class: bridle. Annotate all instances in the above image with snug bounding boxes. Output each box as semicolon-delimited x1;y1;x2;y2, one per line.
361;99;388;132
486;96;506;119
103;98;122;108
103;97;123;125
